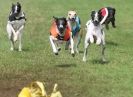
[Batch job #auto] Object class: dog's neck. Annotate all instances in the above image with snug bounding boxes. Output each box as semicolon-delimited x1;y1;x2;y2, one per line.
9;11;26;21
15;11;23;18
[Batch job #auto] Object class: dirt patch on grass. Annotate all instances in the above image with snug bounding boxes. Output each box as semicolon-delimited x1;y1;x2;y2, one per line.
0;79;30;97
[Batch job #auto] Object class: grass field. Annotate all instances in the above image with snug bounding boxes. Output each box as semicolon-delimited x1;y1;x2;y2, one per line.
0;0;133;97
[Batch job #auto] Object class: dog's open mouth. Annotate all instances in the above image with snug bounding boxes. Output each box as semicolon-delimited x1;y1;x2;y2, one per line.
69;18;76;22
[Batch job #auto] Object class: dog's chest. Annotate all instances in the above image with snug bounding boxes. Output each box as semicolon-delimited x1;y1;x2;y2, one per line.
87;22;103;38
11;19;25;30
92;27;101;35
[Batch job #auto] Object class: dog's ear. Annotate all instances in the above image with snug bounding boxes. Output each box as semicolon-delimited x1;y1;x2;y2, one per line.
74;11;77;16
62;17;66;20
11;3;15;11
63;17;67;24
53;16;58;21
91;10;95;19
68;11;71;15
17;2;21;11
17;2;21;5
12;3;15;7
91;11;95;15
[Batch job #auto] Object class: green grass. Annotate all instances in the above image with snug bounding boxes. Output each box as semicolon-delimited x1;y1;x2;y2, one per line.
0;0;133;97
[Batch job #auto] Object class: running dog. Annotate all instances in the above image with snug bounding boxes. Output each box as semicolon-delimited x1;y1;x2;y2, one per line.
99;7;116;30
6;2;26;51
83;11;106;62
49;16;74;56
66;10;81;53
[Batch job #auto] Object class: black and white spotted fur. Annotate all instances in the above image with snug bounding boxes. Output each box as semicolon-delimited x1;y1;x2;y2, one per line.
6;2;26;51
83;11;106;62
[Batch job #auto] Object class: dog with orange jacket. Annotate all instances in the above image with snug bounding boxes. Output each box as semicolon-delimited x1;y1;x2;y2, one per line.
49;16;75;56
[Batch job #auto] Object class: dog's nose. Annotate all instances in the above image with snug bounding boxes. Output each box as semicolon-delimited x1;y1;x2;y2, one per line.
94;20;99;26
59;26;64;32
71;17;75;21
59;24;63;28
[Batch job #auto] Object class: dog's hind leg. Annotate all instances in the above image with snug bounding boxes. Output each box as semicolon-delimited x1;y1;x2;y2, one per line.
65;40;70;50
105;22;109;30
75;36;81;53
49;36;58;55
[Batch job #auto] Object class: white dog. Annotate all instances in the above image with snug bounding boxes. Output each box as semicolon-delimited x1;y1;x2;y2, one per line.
83;11;106;62
66;10;81;53
6;2;26;51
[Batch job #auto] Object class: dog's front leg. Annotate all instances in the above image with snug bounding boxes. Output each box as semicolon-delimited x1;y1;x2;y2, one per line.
101;44;106;62
15;25;24;42
7;23;15;51
101;30;106;62
10;40;14;51
70;33;75;57
18;33;22;51
111;18;116;28
55;41;61;52
7;22;17;41
83;37;89;62
49;36;58;55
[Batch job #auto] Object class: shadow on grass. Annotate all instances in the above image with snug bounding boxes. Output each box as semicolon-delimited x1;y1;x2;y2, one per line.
91;59;110;65
55;64;76;68
22;48;30;52
10;48;30;52
79;50;84;54
106;41;118;46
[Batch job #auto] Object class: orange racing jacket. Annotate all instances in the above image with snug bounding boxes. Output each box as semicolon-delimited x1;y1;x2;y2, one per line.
50;21;71;41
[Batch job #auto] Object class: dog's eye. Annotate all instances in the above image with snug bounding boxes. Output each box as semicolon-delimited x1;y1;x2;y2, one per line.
69;14;71;16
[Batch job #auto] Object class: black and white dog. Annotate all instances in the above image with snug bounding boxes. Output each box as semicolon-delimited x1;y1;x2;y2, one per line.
83;11;106;62
49;16;74;56
6;2;26;51
99;7;116;30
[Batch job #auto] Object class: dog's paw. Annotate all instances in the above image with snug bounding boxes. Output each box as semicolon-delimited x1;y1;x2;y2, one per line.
19;49;22;52
71;53;75;57
71;50;75;57
102;58;106;62
96;38;101;45
55;53;58;55
57;47;61;52
14;35;18;42
113;25;116;28
83;57;86;62
10;47;14;51
76;49;79;54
